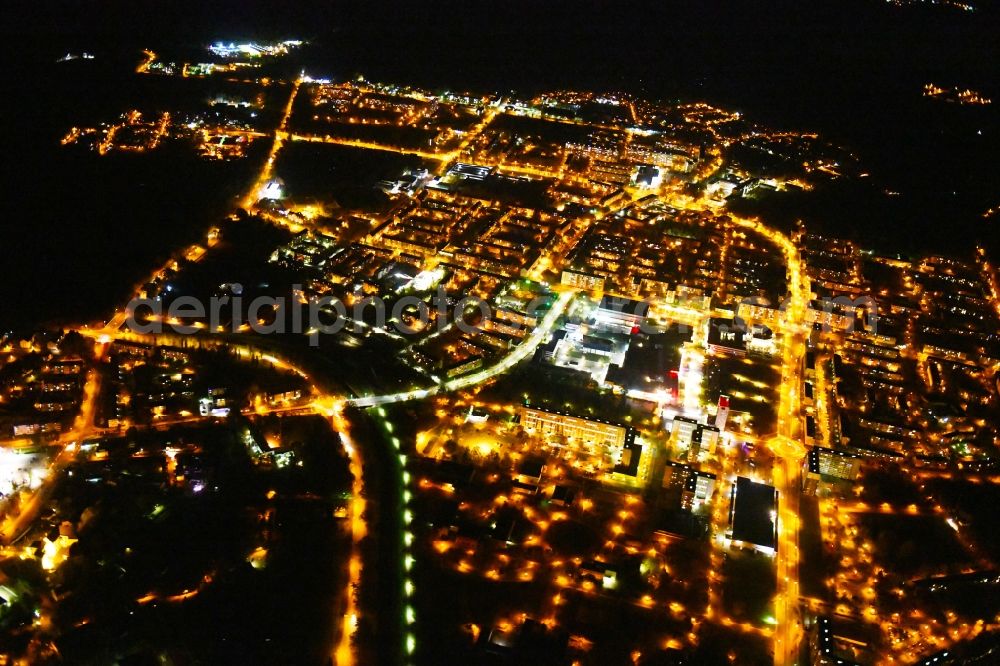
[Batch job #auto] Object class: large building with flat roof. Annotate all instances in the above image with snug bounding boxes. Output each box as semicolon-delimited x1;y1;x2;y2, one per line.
810;446;863;480
728;476;778;554
707;317;748;357
520;406;631;449
593;295;649;333
520;405;644;479
803;445;863;494
809;617;873;666
663;460;717;510
561;269;605;292
670;416;720;462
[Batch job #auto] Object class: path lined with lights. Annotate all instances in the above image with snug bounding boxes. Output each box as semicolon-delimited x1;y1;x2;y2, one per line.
241;77;302;209
77;285;571;664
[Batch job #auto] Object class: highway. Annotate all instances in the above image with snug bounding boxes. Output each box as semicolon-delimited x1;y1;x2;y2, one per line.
283;104;500;176
316;402;365;666
288;133;452;163
732;215;810;666
346;289;573;407
136;49;157;74
241;77;302;209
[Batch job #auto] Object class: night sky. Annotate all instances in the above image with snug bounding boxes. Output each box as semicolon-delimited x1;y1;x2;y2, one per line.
2;0;998;329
